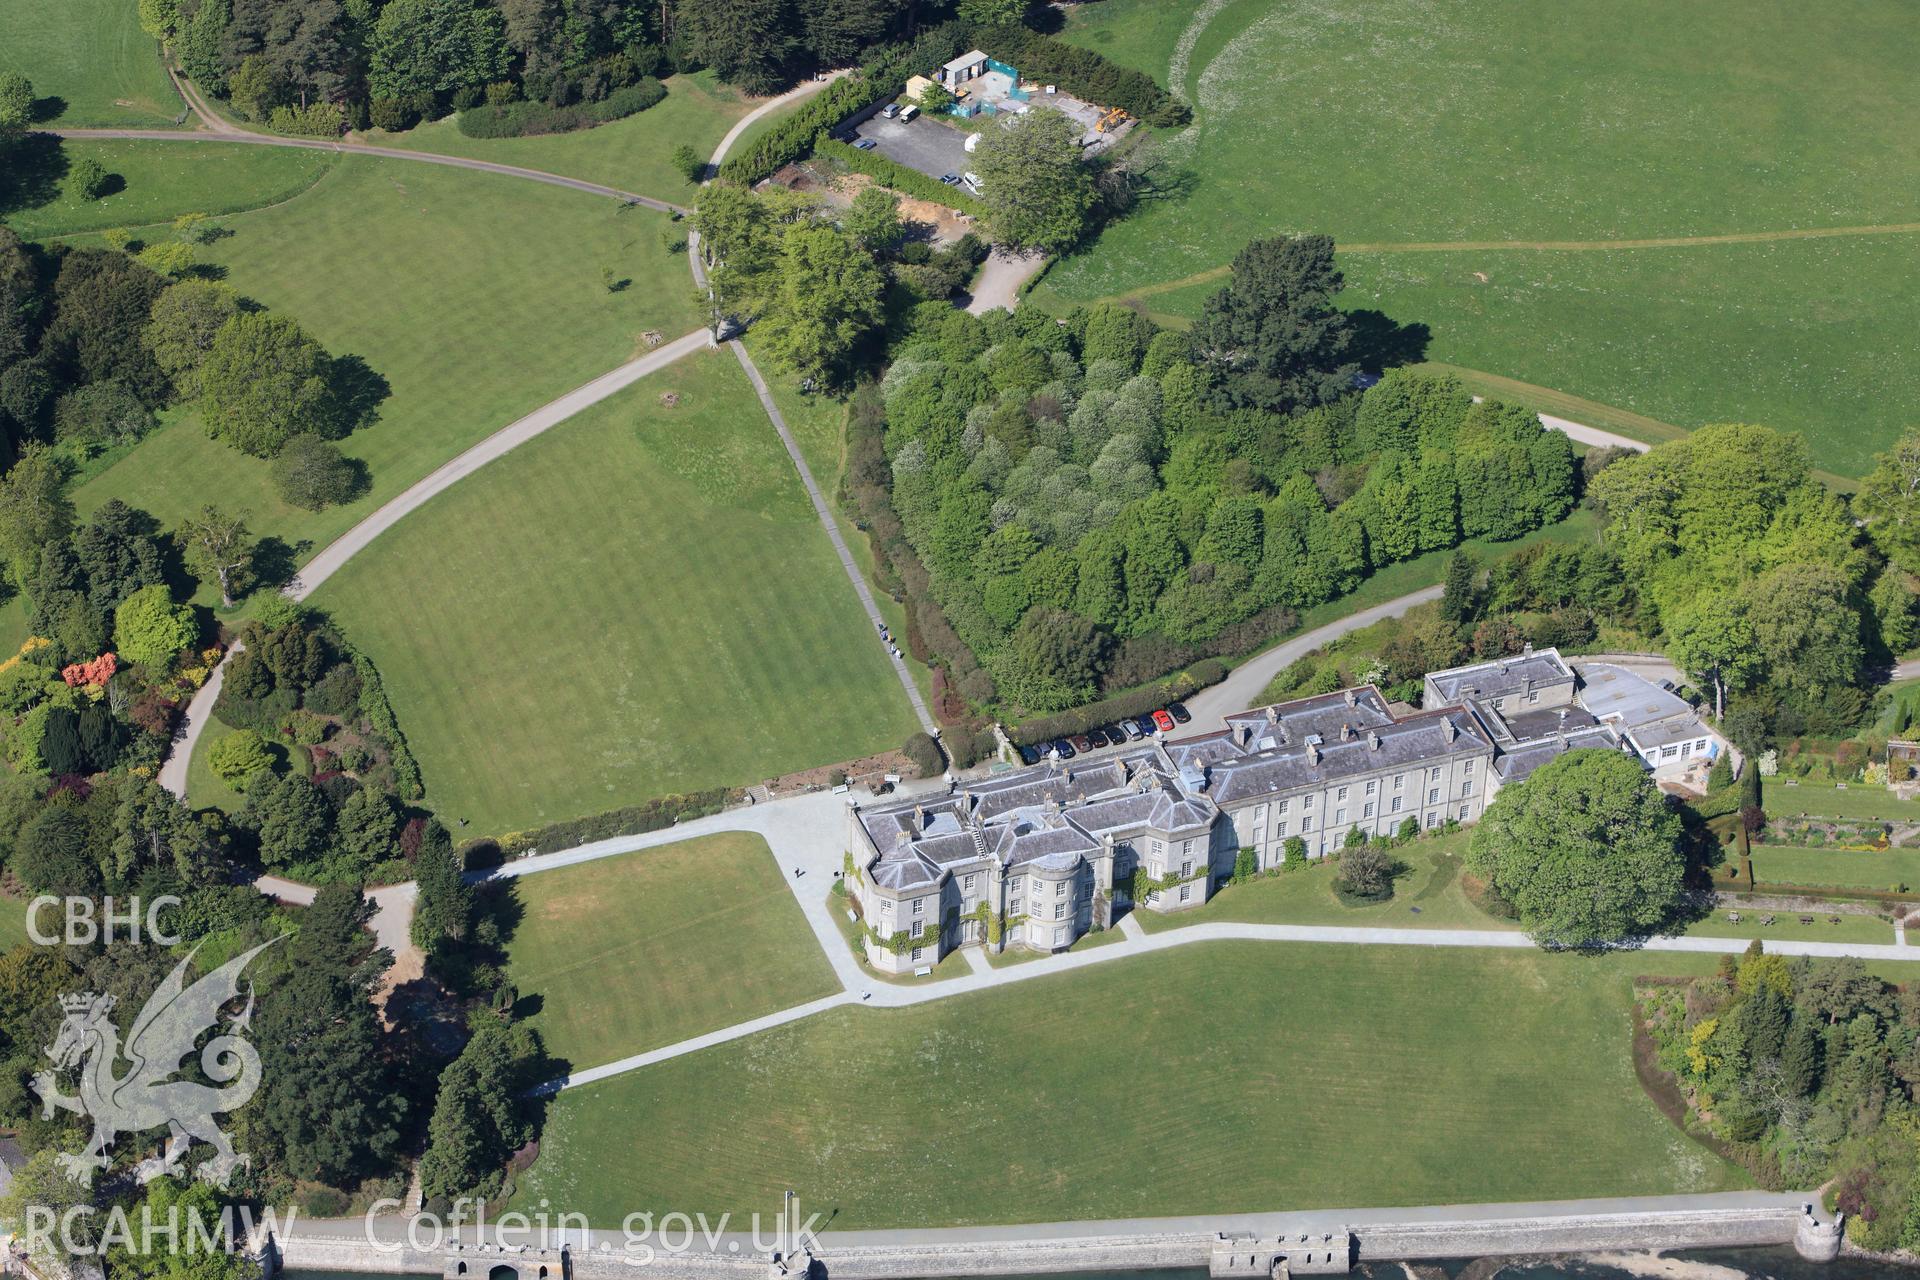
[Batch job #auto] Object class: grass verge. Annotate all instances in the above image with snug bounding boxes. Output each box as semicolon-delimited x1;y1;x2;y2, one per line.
513;942;1748;1226
310;349;918;835
503;832;839;1070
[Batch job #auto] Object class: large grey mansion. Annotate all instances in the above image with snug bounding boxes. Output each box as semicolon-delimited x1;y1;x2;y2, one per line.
843;646;1726;974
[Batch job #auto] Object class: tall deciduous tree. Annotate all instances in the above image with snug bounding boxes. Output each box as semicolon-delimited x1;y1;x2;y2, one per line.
1857;430;1920;575
144;279;239;397
1192;233;1357;414
369;0;510;99
180;504;253;607
1465;748;1685;946
759;223;885;387
972;108;1097;253
1667;596;1759;721
200;312;338;457
0;443;73;588
0;73;33;140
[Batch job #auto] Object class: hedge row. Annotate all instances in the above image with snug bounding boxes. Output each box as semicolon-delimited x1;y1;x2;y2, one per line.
352;654;423;800
1008;661;1225;747
970;23;1191;127
719;74;896;184
814;134;988;217
458;788;734;867
457;77;665;139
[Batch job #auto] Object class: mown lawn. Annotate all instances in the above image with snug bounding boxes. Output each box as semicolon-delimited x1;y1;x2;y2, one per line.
0;0;183;127
1135;831;1512;934
1750;845;1920;892
369;71;751;204
309;349;919;835
1039;0;1920;473
514;943;1746;1227
744;343;933;707
1766;782;1920;823
68;155;701;608
6;140;337;240
1139;827;1893;947
503;833;839;1071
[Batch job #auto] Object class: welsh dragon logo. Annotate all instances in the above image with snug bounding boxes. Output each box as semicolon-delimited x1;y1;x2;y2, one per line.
32;938;283;1188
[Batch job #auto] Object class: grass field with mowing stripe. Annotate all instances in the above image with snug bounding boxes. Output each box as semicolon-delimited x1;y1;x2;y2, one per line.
1042;0;1920;471
310;349;917;835
69;155;700;616
503;833;838;1071
371;71;750;205
1766;783;1920;823
0;0;182;127
514;943;1746;1226
6;141;338;240
1750;846;1920;892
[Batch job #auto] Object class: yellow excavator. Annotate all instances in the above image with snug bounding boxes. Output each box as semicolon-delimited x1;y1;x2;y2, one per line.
1095;106;1128;132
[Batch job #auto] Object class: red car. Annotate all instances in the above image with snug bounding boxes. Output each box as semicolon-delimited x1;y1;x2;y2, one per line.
1151;708;1176;733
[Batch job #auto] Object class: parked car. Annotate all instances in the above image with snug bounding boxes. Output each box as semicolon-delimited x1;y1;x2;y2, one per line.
1103;724;1130;745
1086;727;1110;748
939;172;961;185
1050;738;1075;760
1151;709;1176;733
1168;702;1192;725
1017;743;1041;766
1134;715;1157;737
1120;719;1145;741
853;137;879;151
881;102;900;118
1070;734;1094;754
900;104;920;121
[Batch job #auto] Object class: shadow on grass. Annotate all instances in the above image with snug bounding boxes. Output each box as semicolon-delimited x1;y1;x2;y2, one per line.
330;353;392;432
0;134;68;219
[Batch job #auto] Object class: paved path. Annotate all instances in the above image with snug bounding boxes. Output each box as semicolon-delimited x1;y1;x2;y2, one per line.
703;70;850;174
1183;586;1444;731
157;329;712;802
466;789;1920;1095
48;127;693;215
726;341;939;735
965;247;1046;314
290;328;711;600
679;68;940;739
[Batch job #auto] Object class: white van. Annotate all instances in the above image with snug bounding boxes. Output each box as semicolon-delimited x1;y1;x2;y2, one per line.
962;171;982;191
899;104;920;122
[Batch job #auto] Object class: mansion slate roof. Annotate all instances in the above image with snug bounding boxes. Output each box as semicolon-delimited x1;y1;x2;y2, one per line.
857;689;1492;895
1491;724;1626;783
1426;647;1575;706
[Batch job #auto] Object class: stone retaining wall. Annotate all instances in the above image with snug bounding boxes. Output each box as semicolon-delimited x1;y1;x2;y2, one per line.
264;1202;1830;1280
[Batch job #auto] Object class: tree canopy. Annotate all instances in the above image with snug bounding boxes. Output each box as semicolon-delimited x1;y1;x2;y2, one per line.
1192;234;1357;414
1466;748;1685;946
971;108;1097;254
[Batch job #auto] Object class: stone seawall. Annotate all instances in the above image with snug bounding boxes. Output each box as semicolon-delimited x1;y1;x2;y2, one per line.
263;1194;1834;1279
1355;1206;1803;1259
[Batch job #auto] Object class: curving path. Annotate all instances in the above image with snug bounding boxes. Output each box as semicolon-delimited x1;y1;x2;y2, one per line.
157;329;714;801
1183;586;1443;732
459;787;1918;1095
48;126;694;216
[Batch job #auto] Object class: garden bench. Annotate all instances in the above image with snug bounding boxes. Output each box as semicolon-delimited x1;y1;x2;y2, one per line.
1800;915;1815;925
1761;914;1777;925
